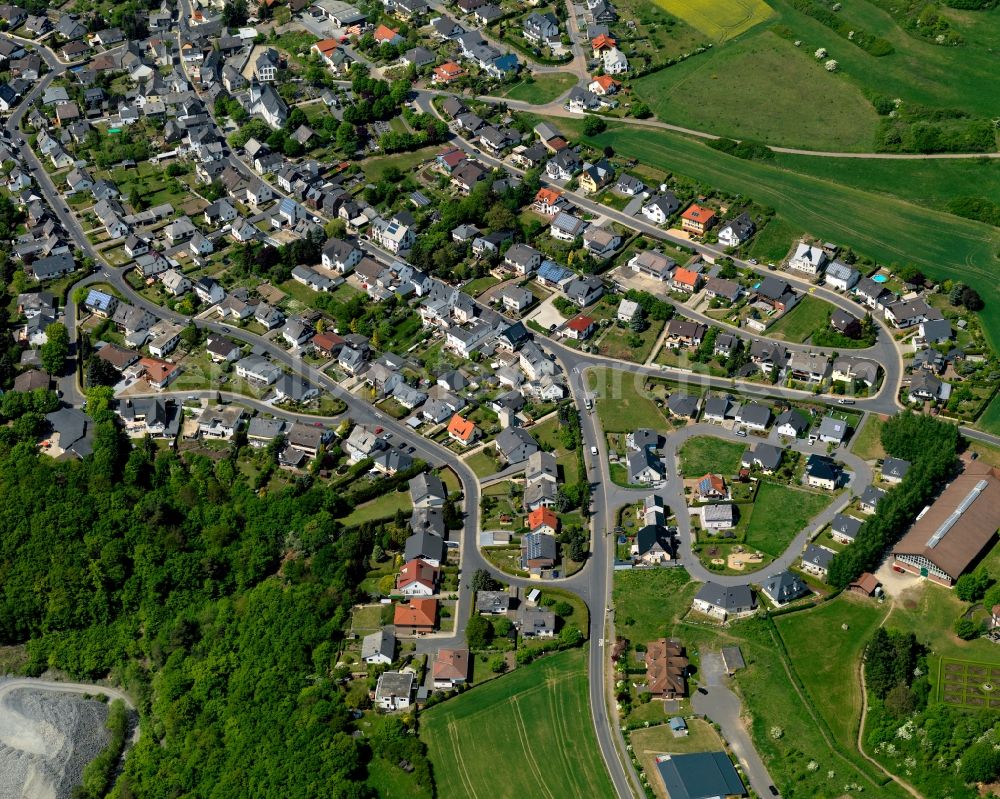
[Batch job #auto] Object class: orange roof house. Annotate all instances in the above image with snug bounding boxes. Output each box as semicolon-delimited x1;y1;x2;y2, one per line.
374;24;402;44
433;61;464;83
139;357;179;389
313;39;339;58
591;34;617;53
589;75;620;94
447;413;478;445
696;473;727;499
393;598;437;631
396;559;440;595
671;267;701;293
680;203;717;236
533;186;565;215
528;507;559;535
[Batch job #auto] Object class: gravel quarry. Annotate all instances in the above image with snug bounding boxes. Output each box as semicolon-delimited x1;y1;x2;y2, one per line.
0;681;119;799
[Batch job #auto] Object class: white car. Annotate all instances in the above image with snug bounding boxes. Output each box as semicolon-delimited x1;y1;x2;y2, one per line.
590;446;598;456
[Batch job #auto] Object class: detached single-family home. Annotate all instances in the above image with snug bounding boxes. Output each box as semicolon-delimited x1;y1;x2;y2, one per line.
831;513;863;544
801;544;835;578
762;571;809;606
680;204;716;236
716;213;755;247
788;240;828;275
374;671;414;710
692;582;756;620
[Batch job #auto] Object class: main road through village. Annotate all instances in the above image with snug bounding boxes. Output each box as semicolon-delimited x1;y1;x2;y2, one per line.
9;24;1000;799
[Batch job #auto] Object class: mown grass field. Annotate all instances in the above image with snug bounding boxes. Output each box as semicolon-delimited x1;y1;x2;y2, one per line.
559;120;1000;348
651;0;775;40
588;368;668;432
421;649;614;799
501;72;578;104
634;31;878;151
850;415;886;461
678;435;745;477
775;594;888;747
766;295;830;343
744;483;832;557
340;491;412;526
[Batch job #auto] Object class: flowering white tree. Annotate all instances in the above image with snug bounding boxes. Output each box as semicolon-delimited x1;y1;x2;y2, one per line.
815;47;827;58
826;59;839;71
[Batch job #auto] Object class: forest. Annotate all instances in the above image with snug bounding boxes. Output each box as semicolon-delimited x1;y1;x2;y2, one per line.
0;386;403;798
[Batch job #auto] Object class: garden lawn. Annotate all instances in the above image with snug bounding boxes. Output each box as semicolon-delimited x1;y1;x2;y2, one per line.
678;435;745;477
775;594;888;748
850;414;886;460
558;119;1000;349
421;649;614;799
340;491;412;526
765;295;831;343
363;145;440;181
501;72;578;104
466;448;500;479
744;483;832;557
588;369;667;432
366;757;432;799
597;320;664;364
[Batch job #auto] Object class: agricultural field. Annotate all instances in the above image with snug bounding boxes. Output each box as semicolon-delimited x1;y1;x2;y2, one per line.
678;436;745;477
633;0;1000;150
559;119;1000;348
588;369;668;432
975;393;1000;437
775;594;888;747
421;649;615;799
634;32;878;151
765;295;832;343
744;483;832;557
651;0;775;40
500;73;578;104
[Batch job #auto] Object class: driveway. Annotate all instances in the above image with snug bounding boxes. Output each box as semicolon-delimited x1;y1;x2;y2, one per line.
528;295;567;332
692;652;778;797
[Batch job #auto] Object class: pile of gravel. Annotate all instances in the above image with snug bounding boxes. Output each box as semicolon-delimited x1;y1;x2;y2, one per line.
0;688;111;799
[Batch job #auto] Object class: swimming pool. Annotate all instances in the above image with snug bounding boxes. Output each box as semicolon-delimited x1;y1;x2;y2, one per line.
872;274;888;283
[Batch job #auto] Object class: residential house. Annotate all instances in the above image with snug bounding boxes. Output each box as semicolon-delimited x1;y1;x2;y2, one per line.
632;525;675;564
496;427;538;465
824;260;859;292
692;582;756;620
644;638;688;698
235;355;281;385
521;532;557;571
629;249;675;282
666;392;699;419
817;415;848;445
447;413;478;446
396;559;439;596
762;571;809;605
753;277;798;314
736;401;771;431
801;544;835;578
787;351;829;383
564;314;596;340
528;507;559;537
859;484;886;515
579;159;614;194
361;629;396;665
374;671;414;710
881;457;911;484
671;267;701;294
641;193;679;225
885;297;941;329
680;204;716;236
805;453;840;490
716;213;755;247
701;503;735;531
854;276;895;311
582;226;621;258
704;277;740;304
788;240;828;275
664;319;706;349
563;274;603;307
503;243;542;275
775;408;809;438
741;442;783;474
831;513;863;545
627;448;664;484
432;648;470;689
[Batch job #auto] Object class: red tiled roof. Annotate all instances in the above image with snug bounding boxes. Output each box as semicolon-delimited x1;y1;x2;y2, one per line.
566;314;595;333
528;507;559;531
672;267;699;286
447;413;477;441
394;598;437;627
374;24;399;42
397;558;439;590
681;203;716;224
591;34;616;50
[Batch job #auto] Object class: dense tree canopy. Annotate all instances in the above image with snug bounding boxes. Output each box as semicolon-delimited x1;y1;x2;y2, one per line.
0;394;390;798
